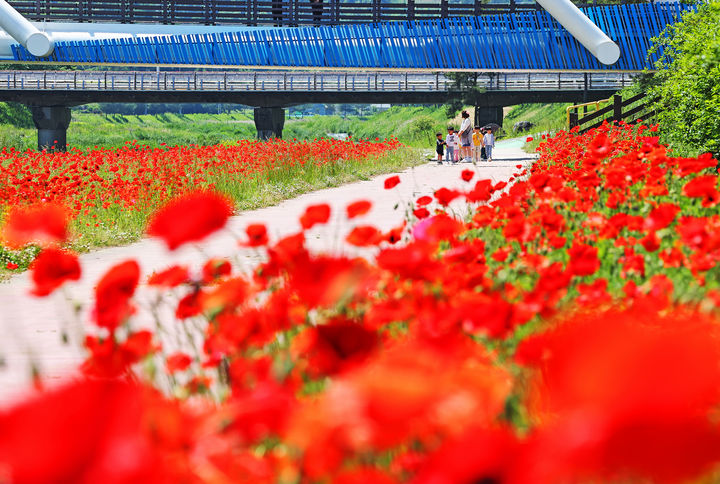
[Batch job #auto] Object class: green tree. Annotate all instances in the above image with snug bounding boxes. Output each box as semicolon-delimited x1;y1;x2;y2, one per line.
409;115;437;145
649;0;720;157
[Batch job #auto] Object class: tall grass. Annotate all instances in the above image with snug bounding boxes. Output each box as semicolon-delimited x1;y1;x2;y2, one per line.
68;147;422;252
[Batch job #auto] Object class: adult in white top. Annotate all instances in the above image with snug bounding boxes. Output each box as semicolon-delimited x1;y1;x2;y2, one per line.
458;110;473;162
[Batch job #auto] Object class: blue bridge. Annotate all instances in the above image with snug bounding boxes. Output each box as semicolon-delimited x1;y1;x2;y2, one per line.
0;0;695;150
10;2;693;71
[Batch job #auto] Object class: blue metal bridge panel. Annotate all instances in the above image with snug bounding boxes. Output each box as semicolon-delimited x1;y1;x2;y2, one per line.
11;2;695;71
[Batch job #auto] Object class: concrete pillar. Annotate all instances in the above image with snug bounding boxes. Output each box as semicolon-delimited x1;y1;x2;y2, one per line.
474;106;503;129
31;106;71;152
254;107;285;140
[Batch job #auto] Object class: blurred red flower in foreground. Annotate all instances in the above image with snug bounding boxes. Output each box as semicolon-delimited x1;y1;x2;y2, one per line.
147;265;189;288
516;307;720;484
244;223;269;247
30;248;81;296
2;203;69;248
346;225;382;247
299;203;331;230
346;200;372;219
93;260;140;332
147;191;233;250
384;175;401;189
0;380;193;484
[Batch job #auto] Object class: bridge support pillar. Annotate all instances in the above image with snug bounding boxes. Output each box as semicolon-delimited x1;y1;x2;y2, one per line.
474;106;504;130
254;107;285;140
31;106;71;152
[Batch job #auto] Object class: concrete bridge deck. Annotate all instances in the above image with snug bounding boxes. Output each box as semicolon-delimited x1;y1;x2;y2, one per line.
0;69;633;105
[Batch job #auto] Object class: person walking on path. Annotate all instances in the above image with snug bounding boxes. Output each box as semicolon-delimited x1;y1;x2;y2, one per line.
445;127;459;164
458;110;473;162
483;127;495;162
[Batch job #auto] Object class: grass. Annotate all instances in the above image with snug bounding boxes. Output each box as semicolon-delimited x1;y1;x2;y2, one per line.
0;102;583;152
69;146;423;252
0;106;453;151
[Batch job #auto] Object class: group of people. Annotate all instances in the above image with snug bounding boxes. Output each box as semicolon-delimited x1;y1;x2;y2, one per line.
435;110;495;164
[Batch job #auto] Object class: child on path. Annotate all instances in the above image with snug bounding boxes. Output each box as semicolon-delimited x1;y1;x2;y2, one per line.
435;132;446;162
483;127;495;162
472;126;483;163
445;127;459;164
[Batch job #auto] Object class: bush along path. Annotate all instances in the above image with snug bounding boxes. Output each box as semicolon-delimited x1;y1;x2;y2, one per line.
4;127;720;482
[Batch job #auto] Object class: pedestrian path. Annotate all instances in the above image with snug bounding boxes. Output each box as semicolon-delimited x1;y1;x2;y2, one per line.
0;139;536;404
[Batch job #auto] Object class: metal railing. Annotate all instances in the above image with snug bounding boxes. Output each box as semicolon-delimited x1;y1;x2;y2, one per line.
0;70;637;93
7;0;651;26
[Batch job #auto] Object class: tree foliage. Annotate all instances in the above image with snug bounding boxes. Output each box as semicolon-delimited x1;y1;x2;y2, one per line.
649;0;720;157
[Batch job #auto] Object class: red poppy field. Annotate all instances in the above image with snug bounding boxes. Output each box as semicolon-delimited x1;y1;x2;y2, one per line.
0;137;406;271
4;123;720;483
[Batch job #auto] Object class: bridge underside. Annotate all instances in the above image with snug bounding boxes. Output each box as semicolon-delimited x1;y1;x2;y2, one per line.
2;89;615;107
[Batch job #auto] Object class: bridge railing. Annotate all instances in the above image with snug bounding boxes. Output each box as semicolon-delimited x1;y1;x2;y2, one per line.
8;0;647;26
0;70;637;92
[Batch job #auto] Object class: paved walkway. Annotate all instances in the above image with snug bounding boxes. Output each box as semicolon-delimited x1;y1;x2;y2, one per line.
0;139;535;404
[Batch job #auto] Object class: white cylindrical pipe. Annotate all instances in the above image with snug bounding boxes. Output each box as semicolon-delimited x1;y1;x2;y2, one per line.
0;0;53;57
536;0;620;65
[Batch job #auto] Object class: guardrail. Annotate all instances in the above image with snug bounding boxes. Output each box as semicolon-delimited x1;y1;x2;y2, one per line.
568;92;657;132
7;0;648;26
0;70;637;93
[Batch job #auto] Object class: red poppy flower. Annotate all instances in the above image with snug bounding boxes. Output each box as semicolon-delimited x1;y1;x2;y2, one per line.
244;223;269;247
461;169;475;182
413;207;430;219
291;318;379;377
416;196;433;207
683;175;719;207
516;308;720;484
346;225;382;247
6;262;18;270
346;200;372;219
93;260;140;332
147;190;233;250
640;231;661;252
147;265;189;288
568;242;601;277
202;258;232;283
645;203;680;231
434;187;462;206
3;203;69;248
300;203;331;230
165;352;193;373
176;291;203;319
413;214;464;244
0;380;190;484
384;175;401;189
589;132;612;159
30;248;81;297
466;179;494;203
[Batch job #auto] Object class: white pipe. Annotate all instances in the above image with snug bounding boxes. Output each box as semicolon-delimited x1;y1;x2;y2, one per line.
0;21;269;59
0;0;53;57
536;0;620;65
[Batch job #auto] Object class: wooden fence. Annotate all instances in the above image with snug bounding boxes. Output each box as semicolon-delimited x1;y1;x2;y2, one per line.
568;92;658;133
